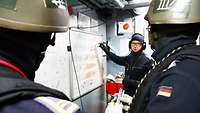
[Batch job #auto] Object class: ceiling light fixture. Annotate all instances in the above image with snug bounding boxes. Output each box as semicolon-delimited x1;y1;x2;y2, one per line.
113;0;125;8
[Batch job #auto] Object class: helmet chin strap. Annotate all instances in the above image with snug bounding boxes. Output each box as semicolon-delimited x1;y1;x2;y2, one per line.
34;32;56;71
148;32;158;50
197;32;200;45
49;33;56;46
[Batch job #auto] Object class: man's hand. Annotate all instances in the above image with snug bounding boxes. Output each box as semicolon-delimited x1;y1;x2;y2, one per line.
99;43;110;54
120;94;133;105
105;102;123;113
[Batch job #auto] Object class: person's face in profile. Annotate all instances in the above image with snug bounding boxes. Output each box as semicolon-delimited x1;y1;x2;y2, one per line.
130;40;142;52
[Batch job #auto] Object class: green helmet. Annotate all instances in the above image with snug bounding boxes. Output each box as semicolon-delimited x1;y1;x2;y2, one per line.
0;0;69;32
146;0;200;24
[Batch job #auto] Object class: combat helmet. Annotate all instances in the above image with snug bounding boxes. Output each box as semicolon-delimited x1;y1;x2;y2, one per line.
146;0;200;24
0;0;69;32
145;0;200;47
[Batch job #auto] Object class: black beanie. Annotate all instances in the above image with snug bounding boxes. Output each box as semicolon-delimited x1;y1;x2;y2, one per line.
129;33;145;49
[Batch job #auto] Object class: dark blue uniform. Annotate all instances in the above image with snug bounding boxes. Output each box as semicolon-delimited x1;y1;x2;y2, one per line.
0;59;81;113
107;51;152;96
130;35;200;113
0;27;82;113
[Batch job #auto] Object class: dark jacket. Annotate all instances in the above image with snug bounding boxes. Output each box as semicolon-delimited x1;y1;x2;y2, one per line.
0;58;81;113
0;28;81;113
107;51;153;96
130;34;200;113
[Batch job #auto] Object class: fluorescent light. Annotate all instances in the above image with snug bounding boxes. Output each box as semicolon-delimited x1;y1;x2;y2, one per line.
113;0;125;8
128;0;150;4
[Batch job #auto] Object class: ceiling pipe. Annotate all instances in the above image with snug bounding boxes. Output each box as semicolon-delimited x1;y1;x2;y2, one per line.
124;2;150;9
78;0;99;9
87;0;105;8
112;0;126;8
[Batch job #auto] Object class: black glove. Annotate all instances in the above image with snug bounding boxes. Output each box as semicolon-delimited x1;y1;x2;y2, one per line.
99;43;110;54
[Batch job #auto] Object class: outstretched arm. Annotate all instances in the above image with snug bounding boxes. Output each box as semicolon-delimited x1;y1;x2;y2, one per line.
99;43;126;66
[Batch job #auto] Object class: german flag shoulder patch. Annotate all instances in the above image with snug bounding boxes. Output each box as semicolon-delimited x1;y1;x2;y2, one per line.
157;86;173;97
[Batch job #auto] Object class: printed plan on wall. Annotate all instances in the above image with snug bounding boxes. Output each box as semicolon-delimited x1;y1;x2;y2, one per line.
35;29;105;100
69;28;104;100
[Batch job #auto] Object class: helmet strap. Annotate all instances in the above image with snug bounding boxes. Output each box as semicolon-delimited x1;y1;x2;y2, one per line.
49;33;56;46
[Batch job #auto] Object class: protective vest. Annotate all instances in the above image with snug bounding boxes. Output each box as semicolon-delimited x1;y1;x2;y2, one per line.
130;45;200;113
0;59;69;106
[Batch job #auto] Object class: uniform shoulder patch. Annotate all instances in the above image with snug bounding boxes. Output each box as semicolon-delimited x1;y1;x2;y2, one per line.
157;86;173;97
34;96;80;113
